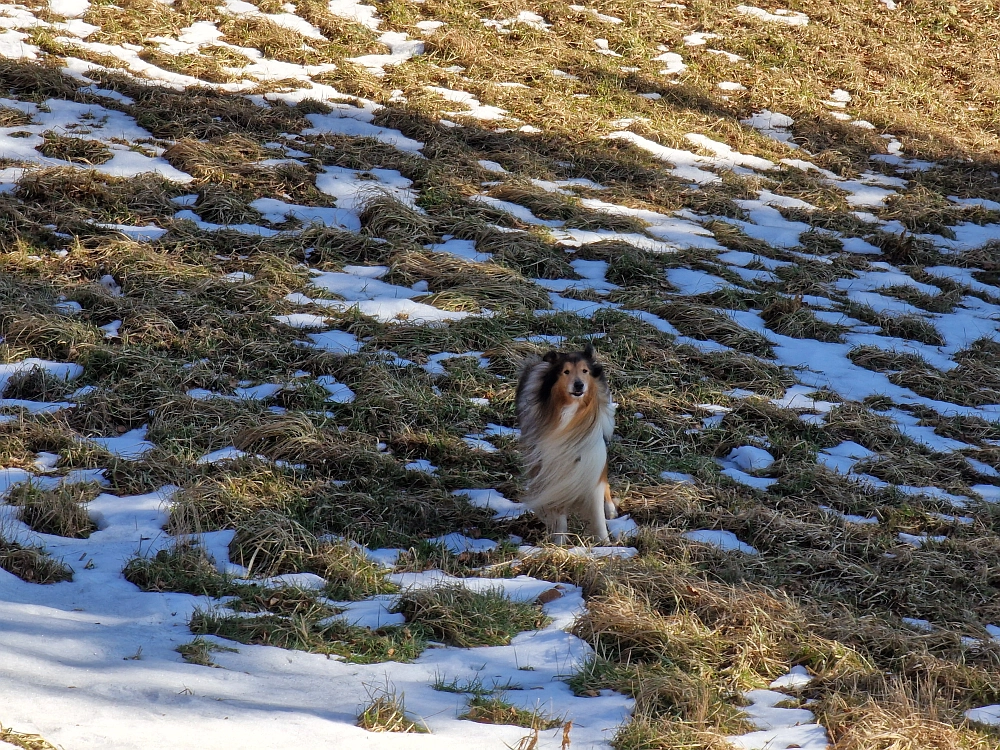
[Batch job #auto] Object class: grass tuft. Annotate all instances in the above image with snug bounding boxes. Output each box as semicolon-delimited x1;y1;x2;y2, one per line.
0;536;73;584
816;674;998;750
460;694;563;730
393;585;548;647
7;482;100;539
37;133;113;165
0;723;61;750
311;540;398;601
357;681;429;733
176;637;238;667
761;295;845;342
432;673;523;696
123;543;234;596
190;606;427;663
359;193;434;243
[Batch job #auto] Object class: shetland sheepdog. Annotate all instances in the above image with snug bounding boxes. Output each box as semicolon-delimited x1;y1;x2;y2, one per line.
516;343;616;544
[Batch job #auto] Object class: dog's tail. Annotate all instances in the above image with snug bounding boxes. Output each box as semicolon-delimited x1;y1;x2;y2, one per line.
516;352;542;380
515;353;543;406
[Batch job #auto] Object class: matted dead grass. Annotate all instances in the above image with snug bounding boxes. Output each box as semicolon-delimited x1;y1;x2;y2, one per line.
390;248;550;310
0;722;62;750
3;0;1000;743
817;675;999;750
0;536;73;584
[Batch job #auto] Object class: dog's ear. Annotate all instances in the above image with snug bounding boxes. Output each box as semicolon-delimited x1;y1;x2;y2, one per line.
582;342;596;361
542;350;559;364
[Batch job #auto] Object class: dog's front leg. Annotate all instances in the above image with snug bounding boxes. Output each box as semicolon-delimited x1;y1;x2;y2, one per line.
589;485;610;544
550;513;568;546
602;463;616;519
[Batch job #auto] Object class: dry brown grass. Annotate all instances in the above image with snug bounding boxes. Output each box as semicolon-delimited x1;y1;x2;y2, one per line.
0;105;33;127
761;295;846;342
372;0;1000;177
390;248;550;310
5;0;1000;745
357;683;428;733
195;185;263;225
294;0;379;53
216;15;332;66
167;471;313;531
229;510;316;577
15;169;181;222
817;675;998;750
163;136;265;181
654;302;774;357
37;134;113;165
688;1;1000;161
0;537;73;584
138;49;243;85
85;0;187;44
359;193;434;243
1;314;103;362
95;74;308;140
8;482;100;538
0;722;61;750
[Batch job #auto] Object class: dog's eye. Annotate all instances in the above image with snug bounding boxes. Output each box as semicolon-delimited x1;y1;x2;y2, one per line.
563;369;570;375
582;369;588;374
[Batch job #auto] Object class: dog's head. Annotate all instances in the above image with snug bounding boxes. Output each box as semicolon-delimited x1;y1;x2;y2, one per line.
540;343;605;401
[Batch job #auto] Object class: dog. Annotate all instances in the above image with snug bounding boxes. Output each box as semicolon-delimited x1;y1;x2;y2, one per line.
516;343;616;544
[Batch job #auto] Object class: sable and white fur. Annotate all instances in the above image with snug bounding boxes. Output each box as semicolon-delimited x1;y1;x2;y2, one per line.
516;344;616;544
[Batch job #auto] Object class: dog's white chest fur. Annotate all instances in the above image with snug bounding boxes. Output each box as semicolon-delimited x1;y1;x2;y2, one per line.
540;421;606;491
558;401;581;429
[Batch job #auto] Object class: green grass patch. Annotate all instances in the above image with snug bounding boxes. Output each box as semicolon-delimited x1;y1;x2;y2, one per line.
123;543;237;596
393;584;548;647
460;694;563;730
176;636;238;667
0;536;73;584
357;681;429;733
189;607;428;663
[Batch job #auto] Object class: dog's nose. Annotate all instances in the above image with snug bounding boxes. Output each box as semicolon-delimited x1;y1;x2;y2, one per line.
572;379;584;393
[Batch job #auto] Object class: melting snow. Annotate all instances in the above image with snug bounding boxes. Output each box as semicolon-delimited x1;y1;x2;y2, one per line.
820;506;879;525
735;6;810;25
966;705;1000;726
569;5;623;23
654;49;686;75
482;11;551;33
723;446;775;472
86;426;155;460
453;489;528;519
427;86;509;120
404;459;437;474
0;99;192;181
897;532;947;548
666;267;732;294
682;529;759;554
741;110;796;145
0;483;632;747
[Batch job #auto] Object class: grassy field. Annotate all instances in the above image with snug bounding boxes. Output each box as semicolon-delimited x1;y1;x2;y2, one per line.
2;0;1000;747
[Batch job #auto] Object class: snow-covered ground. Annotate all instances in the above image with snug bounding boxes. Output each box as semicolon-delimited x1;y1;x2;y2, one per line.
0;486;630;748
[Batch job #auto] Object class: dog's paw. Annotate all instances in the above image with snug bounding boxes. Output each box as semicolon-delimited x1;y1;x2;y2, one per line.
604;500;618;519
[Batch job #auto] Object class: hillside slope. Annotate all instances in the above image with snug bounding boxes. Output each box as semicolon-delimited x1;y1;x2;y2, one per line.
1;0;1000;748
